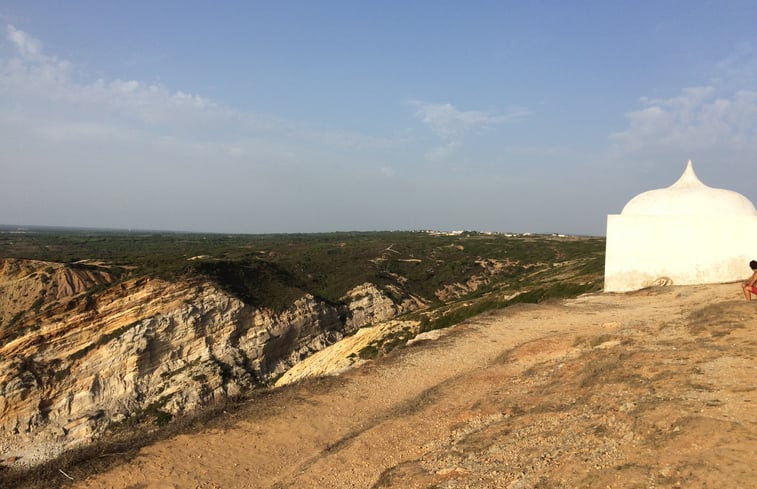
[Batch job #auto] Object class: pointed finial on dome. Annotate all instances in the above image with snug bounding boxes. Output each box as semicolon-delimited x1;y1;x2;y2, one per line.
670;159;707;189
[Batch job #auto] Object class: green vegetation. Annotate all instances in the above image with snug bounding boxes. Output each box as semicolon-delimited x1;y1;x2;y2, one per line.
1;229;604;352
31;292;45;313
417;281;599;333
0;229;604;313
7;311;24;327
358;327;416;359
141;399;174;426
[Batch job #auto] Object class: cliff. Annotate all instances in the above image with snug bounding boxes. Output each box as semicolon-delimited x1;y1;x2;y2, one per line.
0;259;424;466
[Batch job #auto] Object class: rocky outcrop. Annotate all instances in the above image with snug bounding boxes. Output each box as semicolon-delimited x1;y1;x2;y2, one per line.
434;258;517;301
275;319;421;387
342;282;425;330
0;262;424;466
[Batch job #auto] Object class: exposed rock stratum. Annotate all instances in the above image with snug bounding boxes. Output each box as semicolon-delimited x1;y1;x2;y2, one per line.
0;259;424;465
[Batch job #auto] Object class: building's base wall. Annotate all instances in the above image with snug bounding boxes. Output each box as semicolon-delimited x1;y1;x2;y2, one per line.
604;215;757;292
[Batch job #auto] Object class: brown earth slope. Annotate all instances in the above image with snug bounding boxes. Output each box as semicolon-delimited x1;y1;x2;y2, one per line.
0;258;114;325
17;283;757;488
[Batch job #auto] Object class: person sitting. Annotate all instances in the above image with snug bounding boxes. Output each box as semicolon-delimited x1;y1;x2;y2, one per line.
742;260;757;301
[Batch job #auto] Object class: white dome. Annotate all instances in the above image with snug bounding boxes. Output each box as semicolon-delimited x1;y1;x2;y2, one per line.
621;160;757;216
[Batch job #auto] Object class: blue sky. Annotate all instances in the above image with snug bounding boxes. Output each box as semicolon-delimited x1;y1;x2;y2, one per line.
2;1;757;235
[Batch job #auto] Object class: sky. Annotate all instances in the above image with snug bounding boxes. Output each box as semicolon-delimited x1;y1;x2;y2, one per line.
2;1;757;236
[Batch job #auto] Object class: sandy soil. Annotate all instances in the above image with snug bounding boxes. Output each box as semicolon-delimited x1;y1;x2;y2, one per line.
68;283;756;489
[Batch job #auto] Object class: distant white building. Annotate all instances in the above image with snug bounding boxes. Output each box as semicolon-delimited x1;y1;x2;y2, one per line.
604;160;757;292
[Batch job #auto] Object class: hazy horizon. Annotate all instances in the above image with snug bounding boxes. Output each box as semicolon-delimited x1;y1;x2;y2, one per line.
2;2;757;236
0;222;604;238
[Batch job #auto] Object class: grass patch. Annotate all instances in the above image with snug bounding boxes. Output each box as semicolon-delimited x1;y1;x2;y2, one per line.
421;281;599;333
358;328;416;359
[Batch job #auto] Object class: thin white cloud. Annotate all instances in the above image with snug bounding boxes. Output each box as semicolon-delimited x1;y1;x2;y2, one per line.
379;166;396;178
0;37;233;132
610;86;757;155
6;24;41;58
712;42;757;89
411;101;529;160
609;40;757;166
0;23;405;167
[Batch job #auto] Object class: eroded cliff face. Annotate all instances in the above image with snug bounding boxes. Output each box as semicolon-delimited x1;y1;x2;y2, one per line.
434;258;517;301
0;260;424;466
0;258;115;325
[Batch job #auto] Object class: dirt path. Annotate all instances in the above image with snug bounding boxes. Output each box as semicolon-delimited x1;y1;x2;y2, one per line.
73;283;757;488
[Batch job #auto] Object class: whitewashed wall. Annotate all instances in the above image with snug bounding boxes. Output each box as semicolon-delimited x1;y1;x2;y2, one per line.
604;215;757;292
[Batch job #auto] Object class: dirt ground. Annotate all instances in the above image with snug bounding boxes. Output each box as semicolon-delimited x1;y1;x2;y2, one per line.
56;283;757;488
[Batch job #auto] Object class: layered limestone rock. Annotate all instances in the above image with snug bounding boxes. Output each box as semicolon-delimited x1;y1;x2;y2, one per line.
342;282;425;330
0;261;424;466
275;319;421;387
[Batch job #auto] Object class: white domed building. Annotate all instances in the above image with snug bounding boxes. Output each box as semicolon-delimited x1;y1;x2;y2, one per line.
604;160;757;292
